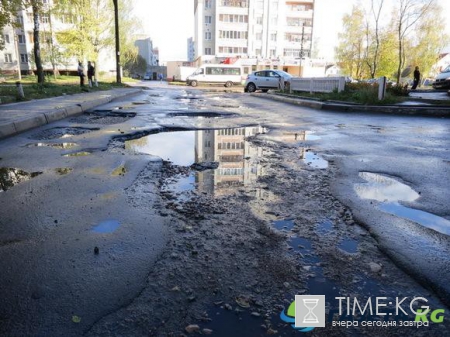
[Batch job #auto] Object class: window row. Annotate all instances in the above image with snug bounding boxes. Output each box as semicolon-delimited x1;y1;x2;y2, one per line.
219;30;248;39
205;67;241;75
3;53;29;63
218;128;245;136
219;14;248;23
218;168;244;176
218;46;248;54
283;49;311;57
220;0;248;8
285;33;312;43
218;142;245;150
286;18;313;27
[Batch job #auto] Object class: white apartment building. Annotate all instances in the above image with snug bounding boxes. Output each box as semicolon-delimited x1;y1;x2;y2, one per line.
194;0;314;66
1;0;116;77
187;37;196;62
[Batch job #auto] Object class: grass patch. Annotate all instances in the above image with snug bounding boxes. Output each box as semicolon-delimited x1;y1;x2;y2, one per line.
0;76;134;104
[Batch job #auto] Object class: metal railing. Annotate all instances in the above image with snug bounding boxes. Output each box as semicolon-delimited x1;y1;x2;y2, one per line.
290;77;346;93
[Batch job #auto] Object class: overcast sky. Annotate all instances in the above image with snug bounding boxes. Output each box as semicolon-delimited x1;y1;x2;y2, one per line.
133;0;450;63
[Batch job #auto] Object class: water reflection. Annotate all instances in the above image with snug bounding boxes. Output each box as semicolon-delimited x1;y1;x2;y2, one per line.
126;127;267;196
355;172;450;236
355;172;419;202
0;167;43;192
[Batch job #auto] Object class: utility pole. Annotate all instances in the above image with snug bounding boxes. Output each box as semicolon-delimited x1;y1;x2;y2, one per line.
299;23;305;77
113;0;121;84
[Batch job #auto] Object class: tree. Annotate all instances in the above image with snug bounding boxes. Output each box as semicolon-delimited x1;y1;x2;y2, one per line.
364;0;385;79
123;53;146;77
335;5;366;79
0;0;25;50
409;2;449;78
393;0;435;84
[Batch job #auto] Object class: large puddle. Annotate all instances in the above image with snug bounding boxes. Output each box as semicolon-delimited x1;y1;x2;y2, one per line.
126;126;267;196
0;167;43;192
355;172;450;235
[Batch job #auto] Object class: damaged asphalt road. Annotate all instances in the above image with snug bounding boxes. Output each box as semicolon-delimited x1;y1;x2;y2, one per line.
0;83;449;336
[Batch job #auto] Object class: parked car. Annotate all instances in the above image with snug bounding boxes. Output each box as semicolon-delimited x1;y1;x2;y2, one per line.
432;65;450;89
244;70;293;92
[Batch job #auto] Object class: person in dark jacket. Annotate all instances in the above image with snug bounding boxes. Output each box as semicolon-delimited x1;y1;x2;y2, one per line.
87;61;95;88
77;62;85;87
411;66;421;90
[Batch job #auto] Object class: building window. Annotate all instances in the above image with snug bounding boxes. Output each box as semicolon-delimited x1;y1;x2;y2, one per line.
205;0;212;9
28;32;34;43
257;0;264;9
220;0;248;7
40;14;50;24
205;48;213;55
219;30;248;39
18;35;26;44
218;46;247;54
270;33;277;41
4;34;10;44
270;49;276;57
205;16;212;24
270;17;277;25
4;54;13;63
16;15;23;24
219;14;248;23
205;32;212;40
255;49;261;56
20;54;29;63
256;33;262;40
256;17;263;25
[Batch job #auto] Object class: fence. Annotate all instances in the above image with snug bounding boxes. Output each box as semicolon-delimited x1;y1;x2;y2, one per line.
290;77;346;94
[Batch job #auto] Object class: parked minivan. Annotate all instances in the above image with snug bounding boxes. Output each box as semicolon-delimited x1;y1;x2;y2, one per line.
432;65;450;89
186;65;243;87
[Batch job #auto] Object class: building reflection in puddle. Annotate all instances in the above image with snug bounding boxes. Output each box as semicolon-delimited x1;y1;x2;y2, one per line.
195;126;266;196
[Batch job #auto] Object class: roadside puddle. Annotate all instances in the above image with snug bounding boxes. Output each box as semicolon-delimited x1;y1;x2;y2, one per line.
355;172;450;235
0;167;43;192
302;150;328;169
92;220;121;233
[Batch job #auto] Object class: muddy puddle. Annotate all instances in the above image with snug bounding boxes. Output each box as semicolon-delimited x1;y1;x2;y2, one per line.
355;172;450;235
0;167;42;192
125;126;267;198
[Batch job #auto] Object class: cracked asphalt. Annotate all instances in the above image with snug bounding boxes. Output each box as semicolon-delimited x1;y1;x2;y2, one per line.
0;82;449;336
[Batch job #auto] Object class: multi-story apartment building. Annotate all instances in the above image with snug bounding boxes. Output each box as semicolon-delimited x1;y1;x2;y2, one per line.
1;1;120;77
187;37;196;62
135;37;159;66
194;0;314;67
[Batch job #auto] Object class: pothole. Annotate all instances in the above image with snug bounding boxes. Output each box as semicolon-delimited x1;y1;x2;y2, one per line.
355;172;450;235
338;238;358;254
32;127;99;140
272;219;295;231
166;111;237;118
55;168;72;175
63;151;92;157
0;167;43;192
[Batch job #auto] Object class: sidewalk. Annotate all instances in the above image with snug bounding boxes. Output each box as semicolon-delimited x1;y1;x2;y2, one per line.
0;88;142;139
260;91;450;118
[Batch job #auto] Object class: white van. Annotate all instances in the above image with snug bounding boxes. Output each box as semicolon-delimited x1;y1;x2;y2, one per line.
432;65;450;89
186;65;243;87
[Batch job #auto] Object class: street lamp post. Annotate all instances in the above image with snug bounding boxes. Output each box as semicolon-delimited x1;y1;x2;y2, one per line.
299;23;305;77
113;0;121;84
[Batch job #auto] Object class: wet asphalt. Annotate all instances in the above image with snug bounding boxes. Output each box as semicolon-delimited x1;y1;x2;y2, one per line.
0;81;449;336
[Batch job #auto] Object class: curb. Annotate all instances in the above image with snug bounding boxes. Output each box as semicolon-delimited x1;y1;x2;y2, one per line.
0;89;142;140
256;93;450;118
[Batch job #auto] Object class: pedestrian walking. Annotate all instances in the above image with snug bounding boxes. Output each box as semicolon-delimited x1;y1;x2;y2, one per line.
411;66;421;90
87;61;95;88
158;73;163;82
77;62;85;87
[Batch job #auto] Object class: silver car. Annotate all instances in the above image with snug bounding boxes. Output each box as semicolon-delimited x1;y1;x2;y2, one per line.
244;70;293;92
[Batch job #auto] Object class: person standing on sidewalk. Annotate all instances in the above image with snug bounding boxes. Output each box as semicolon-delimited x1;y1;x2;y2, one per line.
87;61;95;88
77;62;85;87
411;66;421;90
